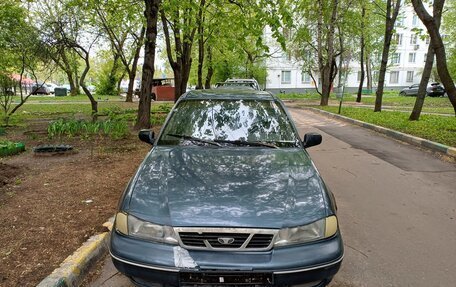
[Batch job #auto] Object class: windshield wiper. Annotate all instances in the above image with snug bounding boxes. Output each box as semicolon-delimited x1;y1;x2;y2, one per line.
214;139;278;149
166;133;222;147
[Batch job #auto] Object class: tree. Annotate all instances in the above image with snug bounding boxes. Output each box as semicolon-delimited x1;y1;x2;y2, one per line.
374;0;401;112
92;0;145;102
0;0;55;125
291;0;346;105
411;0;456;115
162;0;291;98
161;0;200;101
36;0;99;119
32;0;81;96
135;0;161;129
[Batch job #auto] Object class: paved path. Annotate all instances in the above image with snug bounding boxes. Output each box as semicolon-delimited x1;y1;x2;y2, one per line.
88;108;456;287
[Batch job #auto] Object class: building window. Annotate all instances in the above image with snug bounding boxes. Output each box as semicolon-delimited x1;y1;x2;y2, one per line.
424;53;427;62
281;71;291;84
393;34;403;45
410;34;418;45
406;71;414;82
301;72;311;83
408;52;416;63
412;15;418;26
390;71;399;84
396;17;404;27
391;53;401;64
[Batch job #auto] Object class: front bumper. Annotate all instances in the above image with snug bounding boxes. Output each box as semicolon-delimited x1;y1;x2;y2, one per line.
110;230;344;286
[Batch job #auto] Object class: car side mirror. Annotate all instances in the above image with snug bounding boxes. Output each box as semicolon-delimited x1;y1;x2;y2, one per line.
303;133;322;148
139;129;155;145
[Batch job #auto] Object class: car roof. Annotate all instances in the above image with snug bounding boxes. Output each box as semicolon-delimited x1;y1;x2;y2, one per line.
181;89;276;101
226;78;258;82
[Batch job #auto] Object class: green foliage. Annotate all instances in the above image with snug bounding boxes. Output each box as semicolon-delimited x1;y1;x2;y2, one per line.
95;68;120;96
444;0;456;79
0;0;28;71
157;104;172;113
47;118;130;140
184;0;291;87
318;106;456;147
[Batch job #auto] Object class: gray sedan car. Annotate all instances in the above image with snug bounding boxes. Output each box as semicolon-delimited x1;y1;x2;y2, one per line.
110;89;343;287
399;82;445;97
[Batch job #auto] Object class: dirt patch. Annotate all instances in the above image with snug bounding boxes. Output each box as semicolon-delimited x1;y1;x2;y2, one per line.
0;132;151;286
0;163;21;187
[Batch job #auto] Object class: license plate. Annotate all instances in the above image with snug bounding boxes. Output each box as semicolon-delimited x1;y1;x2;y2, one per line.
180;271;273;285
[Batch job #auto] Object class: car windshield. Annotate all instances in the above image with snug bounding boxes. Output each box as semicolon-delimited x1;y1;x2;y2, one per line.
158;99;299;147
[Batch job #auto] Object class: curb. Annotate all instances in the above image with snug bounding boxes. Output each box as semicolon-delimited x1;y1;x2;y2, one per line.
37;220;113;287
301;107;456;160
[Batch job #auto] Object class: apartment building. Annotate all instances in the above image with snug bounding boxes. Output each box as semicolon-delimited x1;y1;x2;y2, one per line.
265;5;430;94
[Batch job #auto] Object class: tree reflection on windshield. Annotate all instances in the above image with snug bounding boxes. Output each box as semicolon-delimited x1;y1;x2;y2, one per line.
159;99;299;147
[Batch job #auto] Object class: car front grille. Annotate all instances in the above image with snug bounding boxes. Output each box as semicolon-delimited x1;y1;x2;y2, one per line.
175;228;277;251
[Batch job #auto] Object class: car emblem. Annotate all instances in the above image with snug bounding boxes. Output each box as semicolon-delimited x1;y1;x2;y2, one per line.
217;237;235;245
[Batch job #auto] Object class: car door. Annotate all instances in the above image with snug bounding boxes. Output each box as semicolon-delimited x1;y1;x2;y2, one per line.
407;84;419;95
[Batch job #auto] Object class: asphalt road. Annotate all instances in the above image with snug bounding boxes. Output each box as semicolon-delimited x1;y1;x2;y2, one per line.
88;108;456;287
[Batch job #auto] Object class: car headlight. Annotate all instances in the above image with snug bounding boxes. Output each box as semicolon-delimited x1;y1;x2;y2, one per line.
114;212;178;244
274;216;338;246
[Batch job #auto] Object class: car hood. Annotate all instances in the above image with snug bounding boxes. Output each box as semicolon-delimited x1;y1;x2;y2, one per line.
125;146;329;229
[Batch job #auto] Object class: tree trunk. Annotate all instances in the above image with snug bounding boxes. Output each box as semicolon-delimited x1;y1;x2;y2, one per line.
68;76;77;96
136;0;161;129
79;52;98;121
126;72;136;102
109;52;121;95
73;59;81;95
320;65;332;106
126;27;146;102
196;0;206;89
411;0;456;115
410;45;434;121
357;7;366;103
180;56;192;97
356;41;365;102
118;70;126;93
366;54;372;90
374;0;401;112
204;46;213;89
337;25;344;87
317;0;339;106
59;51;78;96
197;39;204;89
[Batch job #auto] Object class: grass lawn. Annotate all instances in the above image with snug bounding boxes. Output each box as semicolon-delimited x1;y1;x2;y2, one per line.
341;93;455;114
277;92;322;100
280;91;455;115
1;99;174;126
315;106;456;147
25;94;123;102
